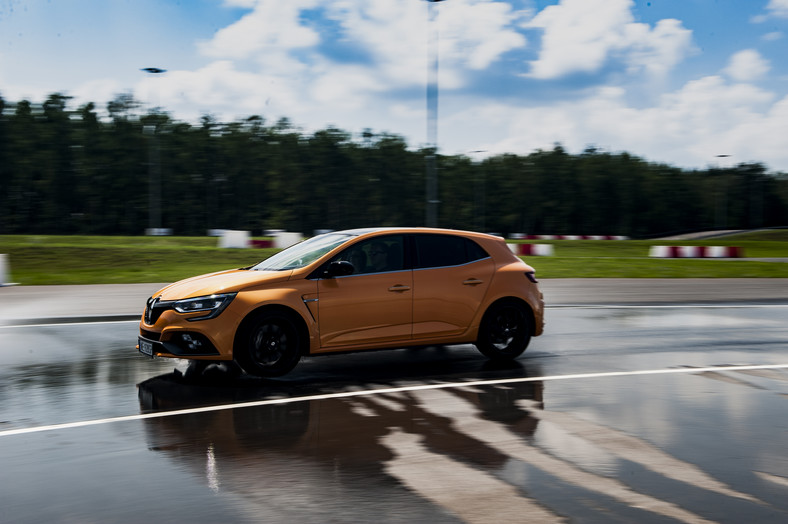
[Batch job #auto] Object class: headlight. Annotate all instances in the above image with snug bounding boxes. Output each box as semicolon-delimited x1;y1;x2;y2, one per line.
173;293;237;321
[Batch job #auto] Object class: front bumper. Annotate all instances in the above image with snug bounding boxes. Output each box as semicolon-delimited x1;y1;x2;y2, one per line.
137;332;221;358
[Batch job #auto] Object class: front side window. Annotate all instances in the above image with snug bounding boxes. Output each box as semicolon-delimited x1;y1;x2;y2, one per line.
329;235;406;275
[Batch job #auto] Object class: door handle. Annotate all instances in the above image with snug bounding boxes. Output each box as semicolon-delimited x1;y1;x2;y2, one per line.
388;285;411;292
463;278;484;286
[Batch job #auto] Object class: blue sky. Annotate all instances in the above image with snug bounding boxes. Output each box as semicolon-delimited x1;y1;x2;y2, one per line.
2;0;788;171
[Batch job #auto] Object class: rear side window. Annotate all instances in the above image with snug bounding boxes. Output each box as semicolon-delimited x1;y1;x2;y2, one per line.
413;235;489;269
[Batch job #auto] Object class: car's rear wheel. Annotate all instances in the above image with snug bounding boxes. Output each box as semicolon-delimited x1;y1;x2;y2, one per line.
475;300;532;361
236;310;303;377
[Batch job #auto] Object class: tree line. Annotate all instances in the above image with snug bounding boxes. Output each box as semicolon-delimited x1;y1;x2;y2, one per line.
1;93;786;238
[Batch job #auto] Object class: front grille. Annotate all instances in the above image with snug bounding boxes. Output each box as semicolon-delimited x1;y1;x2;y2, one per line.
144;297;174;325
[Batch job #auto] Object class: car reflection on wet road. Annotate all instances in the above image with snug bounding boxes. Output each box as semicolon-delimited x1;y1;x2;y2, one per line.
1;305;788;523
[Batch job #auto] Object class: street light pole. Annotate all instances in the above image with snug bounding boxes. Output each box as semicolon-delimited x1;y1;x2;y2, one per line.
425;0;444;228
141;67;166;235
469;150;487;231
714;154;731;229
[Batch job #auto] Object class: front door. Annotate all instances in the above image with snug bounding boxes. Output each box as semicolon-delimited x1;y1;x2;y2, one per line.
316;235;412;348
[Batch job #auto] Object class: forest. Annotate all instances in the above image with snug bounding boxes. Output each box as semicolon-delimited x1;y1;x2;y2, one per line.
1;93;786;238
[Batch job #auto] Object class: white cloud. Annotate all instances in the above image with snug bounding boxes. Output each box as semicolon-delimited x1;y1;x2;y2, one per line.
324;1;435;89
766;0;788;18
71;79;126;109
199;0;320;63
437;0;529;71
325;0;527;90
135;1;788;172
524;0;692;79
762;31;783;41
457;75;786;170
221;0;258;7
307;62;386;108
724;49;770;82
24;0;785;173
161;0;531;134
129;61;293;123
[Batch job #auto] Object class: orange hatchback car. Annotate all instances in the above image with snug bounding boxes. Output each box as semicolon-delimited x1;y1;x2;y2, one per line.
138;228;544;377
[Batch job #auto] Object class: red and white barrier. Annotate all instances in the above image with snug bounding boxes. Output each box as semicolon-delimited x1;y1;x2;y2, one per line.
649;246;743;258
508;244;554;256
217;231;302;249
512;234;628;240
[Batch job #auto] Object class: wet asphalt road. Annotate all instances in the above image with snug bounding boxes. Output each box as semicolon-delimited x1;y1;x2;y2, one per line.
1;285;788;523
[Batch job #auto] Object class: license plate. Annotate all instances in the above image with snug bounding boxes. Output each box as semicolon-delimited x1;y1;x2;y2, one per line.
139;338;154;357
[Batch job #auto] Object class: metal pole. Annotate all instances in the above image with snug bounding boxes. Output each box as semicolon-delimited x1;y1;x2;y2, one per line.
425;1;444;227
141;68;166;234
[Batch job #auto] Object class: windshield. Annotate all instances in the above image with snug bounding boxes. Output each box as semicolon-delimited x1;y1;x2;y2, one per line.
251;233;355;271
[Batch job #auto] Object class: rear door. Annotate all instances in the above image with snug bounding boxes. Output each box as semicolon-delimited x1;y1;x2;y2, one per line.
411;234;494;339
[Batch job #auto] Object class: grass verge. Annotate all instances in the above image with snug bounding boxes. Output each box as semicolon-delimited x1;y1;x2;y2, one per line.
1;231;787;285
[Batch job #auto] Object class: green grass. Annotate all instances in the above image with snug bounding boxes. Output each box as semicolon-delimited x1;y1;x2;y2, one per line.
1;230;787;284
516;230;788;278
0;236;276;285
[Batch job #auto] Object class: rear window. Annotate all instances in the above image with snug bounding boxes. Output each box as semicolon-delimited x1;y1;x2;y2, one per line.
413;234;489;269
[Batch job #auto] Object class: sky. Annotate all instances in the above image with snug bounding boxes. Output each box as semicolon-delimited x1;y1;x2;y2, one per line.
1;0;788;171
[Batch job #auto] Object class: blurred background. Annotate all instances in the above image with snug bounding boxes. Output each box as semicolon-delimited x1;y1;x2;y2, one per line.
0;94;786;238
1;0;787;239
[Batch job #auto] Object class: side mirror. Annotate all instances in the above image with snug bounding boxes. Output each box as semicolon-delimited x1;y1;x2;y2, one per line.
324;260;355;278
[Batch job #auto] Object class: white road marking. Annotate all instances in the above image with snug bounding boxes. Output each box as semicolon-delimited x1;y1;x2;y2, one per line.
551;304;788;308
1;363;787;439
0;319;139;329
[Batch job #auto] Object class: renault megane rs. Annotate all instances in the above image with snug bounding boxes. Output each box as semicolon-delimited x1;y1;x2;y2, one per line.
138;228;544;377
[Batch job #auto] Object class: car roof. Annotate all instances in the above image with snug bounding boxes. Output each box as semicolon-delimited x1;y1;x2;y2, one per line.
330;227;503;241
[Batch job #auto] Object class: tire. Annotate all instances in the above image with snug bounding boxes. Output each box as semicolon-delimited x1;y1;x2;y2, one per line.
475;300;532;361
236;310;303;377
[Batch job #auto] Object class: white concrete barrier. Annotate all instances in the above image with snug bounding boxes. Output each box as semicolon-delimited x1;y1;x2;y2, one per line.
707;246;729;258
273;232;304;249
145;228;173;236
0;254;17;286
649;246;673;258
679;246;700;258
218;230;250;249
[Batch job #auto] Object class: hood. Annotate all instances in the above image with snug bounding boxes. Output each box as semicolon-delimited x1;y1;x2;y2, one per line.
155;269;293;300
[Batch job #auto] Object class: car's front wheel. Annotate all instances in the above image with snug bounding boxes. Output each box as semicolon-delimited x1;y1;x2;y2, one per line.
475;300;532;361
236;310;303;377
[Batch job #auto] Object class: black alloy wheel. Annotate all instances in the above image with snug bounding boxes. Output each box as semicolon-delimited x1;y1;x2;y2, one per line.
237;310;303;377
475;301;531;361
